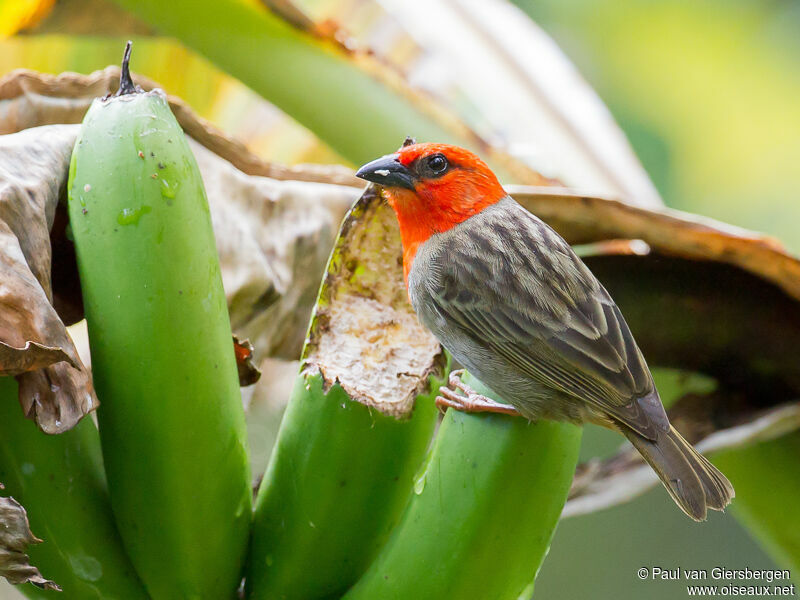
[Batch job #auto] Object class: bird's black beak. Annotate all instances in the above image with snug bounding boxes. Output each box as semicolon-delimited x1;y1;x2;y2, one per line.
355;154;415;191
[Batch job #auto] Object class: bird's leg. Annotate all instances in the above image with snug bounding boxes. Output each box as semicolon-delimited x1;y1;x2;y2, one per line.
436;369;521;416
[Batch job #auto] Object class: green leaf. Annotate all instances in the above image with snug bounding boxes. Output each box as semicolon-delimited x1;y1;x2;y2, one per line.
108;0;521;174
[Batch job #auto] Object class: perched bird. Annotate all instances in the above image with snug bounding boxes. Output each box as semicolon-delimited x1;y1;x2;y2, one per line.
356;140;734;521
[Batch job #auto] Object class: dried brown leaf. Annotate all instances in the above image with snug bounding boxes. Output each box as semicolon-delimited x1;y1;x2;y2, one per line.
17;360;96;434
0;124;97;433
510;186;800;302
190;139;359;358
0;494;59;590
449;0;662;203
233;335;261;387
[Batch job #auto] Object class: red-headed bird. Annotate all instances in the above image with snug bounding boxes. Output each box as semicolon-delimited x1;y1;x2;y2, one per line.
356;140;733;521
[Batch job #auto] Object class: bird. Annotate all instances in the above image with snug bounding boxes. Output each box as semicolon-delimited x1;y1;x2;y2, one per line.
355;139;734;521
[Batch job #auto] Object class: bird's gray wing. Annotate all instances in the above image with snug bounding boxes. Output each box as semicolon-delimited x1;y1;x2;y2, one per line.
423;199;668;440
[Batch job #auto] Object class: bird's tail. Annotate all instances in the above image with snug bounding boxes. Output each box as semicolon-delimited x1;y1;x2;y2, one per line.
622;425;734;521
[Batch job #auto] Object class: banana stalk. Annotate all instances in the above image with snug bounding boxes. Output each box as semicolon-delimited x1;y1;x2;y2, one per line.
0;377;148;599
245;187;447;600
343;372;582;600
67;44;251;599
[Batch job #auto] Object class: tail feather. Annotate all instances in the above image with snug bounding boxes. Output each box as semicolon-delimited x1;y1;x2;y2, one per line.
623;425;735;521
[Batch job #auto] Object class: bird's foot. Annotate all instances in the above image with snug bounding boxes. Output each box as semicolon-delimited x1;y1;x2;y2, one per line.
435;369;520;416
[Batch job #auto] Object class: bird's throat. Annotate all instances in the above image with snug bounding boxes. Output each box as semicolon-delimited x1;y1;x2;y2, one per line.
384;186;503;285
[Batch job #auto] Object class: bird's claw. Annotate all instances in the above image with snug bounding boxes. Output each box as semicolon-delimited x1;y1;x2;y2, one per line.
448;369;468;392
435;370;520;416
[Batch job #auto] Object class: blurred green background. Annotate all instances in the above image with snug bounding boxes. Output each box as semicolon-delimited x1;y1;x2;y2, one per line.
520;1;799;597
1;0;798;598
519;0;800;251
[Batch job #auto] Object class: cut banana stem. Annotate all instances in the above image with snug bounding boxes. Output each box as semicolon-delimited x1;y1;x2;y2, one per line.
246;187;447;600
343;372;582;600
0;377;148;600
67;42;251;599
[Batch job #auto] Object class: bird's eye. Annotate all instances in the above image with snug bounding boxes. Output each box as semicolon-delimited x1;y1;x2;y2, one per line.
426;154;448;175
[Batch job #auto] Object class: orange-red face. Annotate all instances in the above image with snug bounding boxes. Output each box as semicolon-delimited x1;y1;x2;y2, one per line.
357;143;506;228
356;142;507;281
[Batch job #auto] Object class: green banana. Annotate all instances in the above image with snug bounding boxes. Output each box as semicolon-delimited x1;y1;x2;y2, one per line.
245;187;446;600
67;43;251;599
246;373;441;600
343;372;582;600
0;376;148;600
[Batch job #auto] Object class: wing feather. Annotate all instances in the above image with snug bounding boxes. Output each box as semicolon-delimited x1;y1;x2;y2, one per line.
420;199;668;439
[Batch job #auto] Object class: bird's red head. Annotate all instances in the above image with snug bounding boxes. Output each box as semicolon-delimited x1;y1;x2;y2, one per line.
356;142;506;282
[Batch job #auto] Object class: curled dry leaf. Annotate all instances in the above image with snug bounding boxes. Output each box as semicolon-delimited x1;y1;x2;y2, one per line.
510;186;798;297
0;494;59;590
190;140;358;359
16;361;96;435
301;186;445;419
233;335;261;387
0;124;96;433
